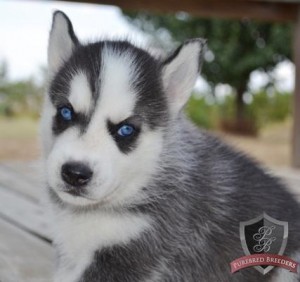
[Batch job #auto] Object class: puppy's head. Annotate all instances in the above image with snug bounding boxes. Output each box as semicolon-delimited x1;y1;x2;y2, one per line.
41;11;205;208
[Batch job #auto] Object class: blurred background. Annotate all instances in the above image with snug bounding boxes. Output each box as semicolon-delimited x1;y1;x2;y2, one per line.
0;0;298;169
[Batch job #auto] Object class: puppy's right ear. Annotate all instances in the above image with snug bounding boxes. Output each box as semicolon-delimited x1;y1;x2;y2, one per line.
48;11;79;75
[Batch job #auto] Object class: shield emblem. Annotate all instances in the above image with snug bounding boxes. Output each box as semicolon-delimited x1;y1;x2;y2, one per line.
240;212;288;274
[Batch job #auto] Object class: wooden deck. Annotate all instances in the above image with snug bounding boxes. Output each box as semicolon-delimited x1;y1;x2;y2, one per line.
0;161;299;281
0;161;54;282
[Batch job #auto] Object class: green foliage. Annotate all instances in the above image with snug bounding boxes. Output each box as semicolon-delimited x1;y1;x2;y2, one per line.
125;12;291;91
246;90;292;128
124;11;292;124
185;93;218;129
0;61;45;118
185;90;292;130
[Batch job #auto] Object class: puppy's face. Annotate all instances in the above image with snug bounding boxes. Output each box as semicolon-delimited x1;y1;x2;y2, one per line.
41;11;204;208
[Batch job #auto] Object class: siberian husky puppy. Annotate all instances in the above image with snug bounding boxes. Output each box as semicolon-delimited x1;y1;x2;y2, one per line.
41;10;300;282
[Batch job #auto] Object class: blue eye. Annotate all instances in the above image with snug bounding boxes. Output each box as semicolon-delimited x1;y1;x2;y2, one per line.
117;124;135;137
60;107;72;121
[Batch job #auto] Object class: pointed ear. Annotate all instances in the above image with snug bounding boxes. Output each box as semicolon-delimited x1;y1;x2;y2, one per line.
48;11;79;75
162;39;206;116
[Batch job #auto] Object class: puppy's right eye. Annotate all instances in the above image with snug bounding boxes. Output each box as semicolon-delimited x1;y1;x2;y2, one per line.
59;107;73;121
117;124;135;137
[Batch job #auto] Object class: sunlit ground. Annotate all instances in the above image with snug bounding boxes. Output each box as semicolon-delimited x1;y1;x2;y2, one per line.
0;117;293;168
220;119;292;168
0;118;40;160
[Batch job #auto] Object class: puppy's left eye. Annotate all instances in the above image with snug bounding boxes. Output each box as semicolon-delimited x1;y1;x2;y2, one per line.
60;107;73;121
117;124;135;137
107;119;141;153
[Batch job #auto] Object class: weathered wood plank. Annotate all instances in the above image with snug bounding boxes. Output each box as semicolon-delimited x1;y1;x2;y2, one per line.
64;0;298;22
0;185;51;241
0;162;42;201
1;161;43;185
0;217;54;282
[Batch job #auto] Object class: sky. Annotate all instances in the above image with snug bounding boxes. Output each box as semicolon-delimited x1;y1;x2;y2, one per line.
0;0;144;81
0;0;295;93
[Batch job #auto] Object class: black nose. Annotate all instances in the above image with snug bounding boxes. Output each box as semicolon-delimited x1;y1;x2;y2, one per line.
61;162;93;187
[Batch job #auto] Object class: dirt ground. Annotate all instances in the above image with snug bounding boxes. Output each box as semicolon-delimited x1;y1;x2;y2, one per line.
0;117;294;168
220;119;292;168
0;118;40;160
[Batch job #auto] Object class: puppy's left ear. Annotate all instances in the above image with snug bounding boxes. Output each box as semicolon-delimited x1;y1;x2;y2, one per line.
162;39;206;116
48;11;79;75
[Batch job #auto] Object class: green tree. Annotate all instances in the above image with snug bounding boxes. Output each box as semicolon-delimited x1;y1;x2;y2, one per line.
0;61;45;117
124;12;292;129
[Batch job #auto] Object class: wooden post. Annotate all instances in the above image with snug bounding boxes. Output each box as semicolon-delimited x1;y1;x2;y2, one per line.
67;0;298;22
293;5;300;167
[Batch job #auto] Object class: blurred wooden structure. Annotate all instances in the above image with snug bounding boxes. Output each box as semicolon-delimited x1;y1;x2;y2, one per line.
70;0;299;21
65;0;300;167
0;162;53;282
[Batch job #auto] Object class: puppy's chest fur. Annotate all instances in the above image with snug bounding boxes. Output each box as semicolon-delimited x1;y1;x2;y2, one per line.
51;207;152;282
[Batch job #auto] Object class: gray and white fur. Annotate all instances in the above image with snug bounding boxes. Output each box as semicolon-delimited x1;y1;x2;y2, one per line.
41;11;300;282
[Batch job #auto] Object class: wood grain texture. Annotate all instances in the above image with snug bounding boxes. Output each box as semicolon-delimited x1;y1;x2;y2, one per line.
0;185;51;241
0;217;54;282
0;162;42;202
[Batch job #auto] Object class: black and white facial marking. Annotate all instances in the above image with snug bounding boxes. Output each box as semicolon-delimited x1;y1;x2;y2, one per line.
41;10;205;208
49;40;167;152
